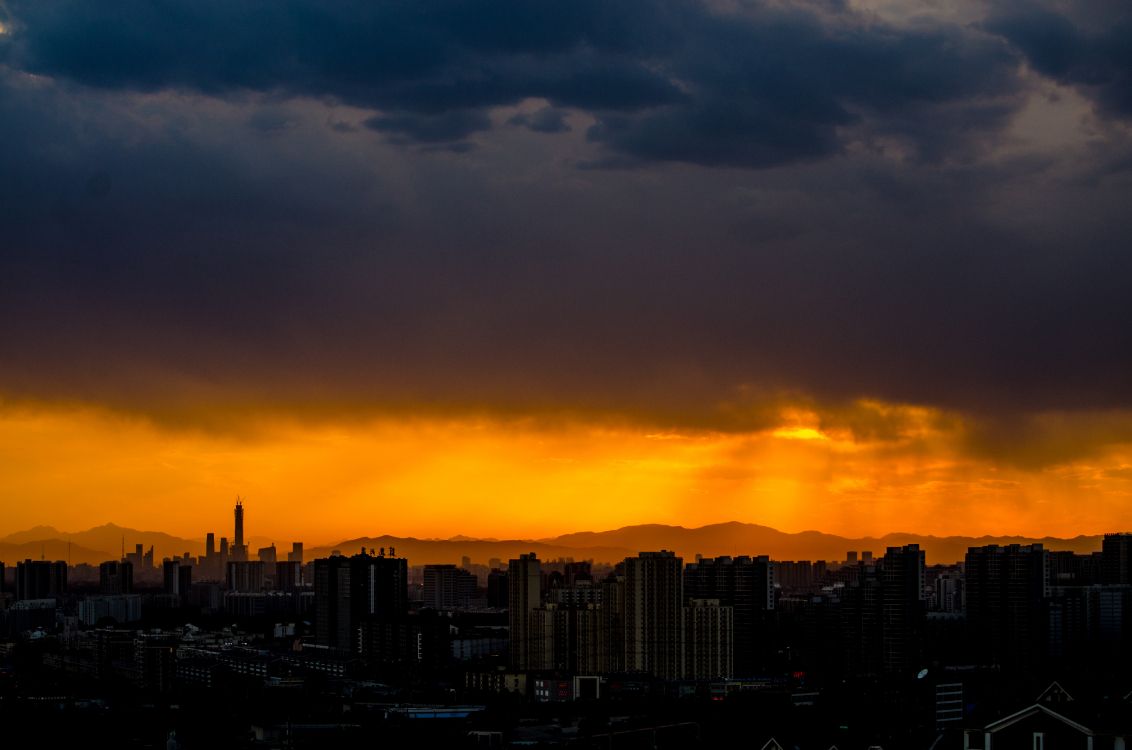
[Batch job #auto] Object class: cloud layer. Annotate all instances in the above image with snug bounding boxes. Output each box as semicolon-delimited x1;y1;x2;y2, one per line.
1;0;1131;472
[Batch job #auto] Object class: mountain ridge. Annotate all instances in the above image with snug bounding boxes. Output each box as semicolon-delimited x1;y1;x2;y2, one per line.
0;521;1109;566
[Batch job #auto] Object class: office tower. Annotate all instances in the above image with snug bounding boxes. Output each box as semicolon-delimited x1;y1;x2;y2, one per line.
862;551;874;564
683;599;734;679
880;544;925;676
15;559;67;600
142;546;154;570
509;553;542;670
314;550;409;652
100;560;134;595
1102;533;1132;585
206;533;216;558
258;544;277;565
163;560;192;603
423;564;477;610
684;555;773;675
230;499;248;562
288;542;303;564
226;560;265;592
218;536;229;580
234;499;244;548
624;551;684;680
846;551;859;566
965;544;1049;668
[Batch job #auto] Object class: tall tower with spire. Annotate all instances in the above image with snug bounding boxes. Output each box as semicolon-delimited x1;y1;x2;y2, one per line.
231;498;248;562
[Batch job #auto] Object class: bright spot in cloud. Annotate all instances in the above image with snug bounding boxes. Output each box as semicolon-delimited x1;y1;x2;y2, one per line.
772;426;830;442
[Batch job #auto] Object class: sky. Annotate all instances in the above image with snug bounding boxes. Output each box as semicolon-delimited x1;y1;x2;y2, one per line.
1;0;1131;543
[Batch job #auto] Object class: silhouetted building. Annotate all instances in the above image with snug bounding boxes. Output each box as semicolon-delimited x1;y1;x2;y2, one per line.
275;560;302;591
624;551;684;680
79;595;143;625
163;560;192;603
124;543;154;571
841;560;883;677
227;560;265;592
683;598;734;679
314;550;408;654
965;544;1049;669
601;574;626;673
135;632;177;692
509;553;542;670
288;542;303;564
99;560;134;595
15;559;67;600
258;544;277;566
230;499;248;562
1102;533;1132;585
684;555;773;675
423;564;477;610
487;568;508;608
879;544;925;677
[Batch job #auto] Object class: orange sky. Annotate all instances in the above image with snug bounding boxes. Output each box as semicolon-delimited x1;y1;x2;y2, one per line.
1;398;1130;544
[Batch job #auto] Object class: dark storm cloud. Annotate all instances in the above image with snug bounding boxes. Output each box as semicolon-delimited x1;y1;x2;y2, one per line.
3;0;1020;164
1;0;1132;469
987;3;1132;117
364;109;493;143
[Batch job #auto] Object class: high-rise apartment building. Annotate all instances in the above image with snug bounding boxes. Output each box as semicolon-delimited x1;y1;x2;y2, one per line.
624;551;684;680
508;553;542;670
684;555;772;675
879;544;925;677
1102;533;1132;585
683;598;734;680
314;550;408;653
15;559;67;600
423;564;477;610
965;544;1049;668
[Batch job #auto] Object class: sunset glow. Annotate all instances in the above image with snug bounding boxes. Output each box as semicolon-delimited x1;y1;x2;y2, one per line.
3;398;1130;545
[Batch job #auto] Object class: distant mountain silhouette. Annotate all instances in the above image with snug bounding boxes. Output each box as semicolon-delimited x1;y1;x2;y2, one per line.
305;535;635;567
0;521;1108;566
539;522;1105;565
0;522;201;562
0;539;112;566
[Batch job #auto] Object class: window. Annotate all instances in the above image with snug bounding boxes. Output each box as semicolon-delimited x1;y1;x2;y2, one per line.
1032;733;1044;750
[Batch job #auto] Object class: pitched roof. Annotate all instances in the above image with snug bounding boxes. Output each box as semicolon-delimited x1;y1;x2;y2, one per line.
984;704;1093;736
